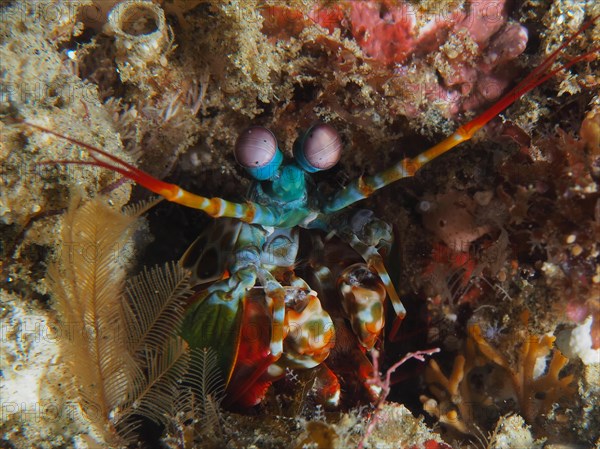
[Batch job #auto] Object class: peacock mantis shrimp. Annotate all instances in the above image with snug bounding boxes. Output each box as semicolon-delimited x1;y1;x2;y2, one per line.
23;15;598;408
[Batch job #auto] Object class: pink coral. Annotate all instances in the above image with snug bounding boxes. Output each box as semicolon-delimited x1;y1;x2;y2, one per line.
345;2;420;65
310;0;528;116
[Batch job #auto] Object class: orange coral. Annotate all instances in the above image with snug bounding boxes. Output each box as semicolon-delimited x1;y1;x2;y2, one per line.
422;310;576;435
468;317;575;422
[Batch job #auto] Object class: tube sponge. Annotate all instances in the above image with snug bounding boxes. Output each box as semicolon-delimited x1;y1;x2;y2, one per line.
107;0;170;82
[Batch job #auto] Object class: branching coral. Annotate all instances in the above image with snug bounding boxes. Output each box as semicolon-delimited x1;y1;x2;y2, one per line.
422;354;471;435
422;311;576;439
468;321;576;423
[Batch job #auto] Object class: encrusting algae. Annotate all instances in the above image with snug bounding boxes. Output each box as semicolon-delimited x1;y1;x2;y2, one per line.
1;0;599;448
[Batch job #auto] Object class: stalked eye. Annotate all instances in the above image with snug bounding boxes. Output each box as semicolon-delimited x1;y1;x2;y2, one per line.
235;126;277;168
234;126;282;180
295;123;342;173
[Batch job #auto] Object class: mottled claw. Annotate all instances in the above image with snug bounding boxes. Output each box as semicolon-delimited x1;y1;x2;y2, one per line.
339;263;386;350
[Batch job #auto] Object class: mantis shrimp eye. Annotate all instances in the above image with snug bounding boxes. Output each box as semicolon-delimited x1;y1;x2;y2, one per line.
235;126;283;181
295;123;342;172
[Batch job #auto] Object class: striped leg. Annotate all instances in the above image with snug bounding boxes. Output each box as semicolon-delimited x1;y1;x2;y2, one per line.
257;269;287;361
